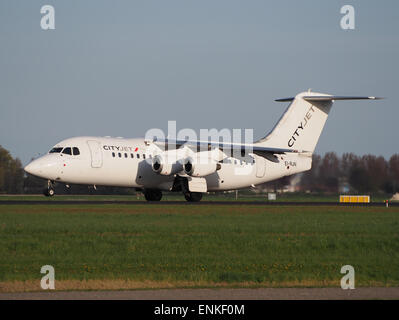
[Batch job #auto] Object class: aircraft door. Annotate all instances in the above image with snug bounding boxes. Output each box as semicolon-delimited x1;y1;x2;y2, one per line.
256;156;266;178
87;140;103;168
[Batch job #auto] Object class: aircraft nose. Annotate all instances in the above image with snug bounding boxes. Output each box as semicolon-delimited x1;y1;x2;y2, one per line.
24;155;62;180
24;159;42;176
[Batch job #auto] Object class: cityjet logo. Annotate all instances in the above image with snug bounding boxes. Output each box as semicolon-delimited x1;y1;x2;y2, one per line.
287;105;315;147
103;146;138;152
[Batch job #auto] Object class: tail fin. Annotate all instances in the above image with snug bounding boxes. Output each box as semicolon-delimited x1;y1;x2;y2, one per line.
256;91;382;153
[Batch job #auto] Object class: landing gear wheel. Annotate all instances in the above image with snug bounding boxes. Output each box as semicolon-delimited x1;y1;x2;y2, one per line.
43;180;55;197
184;192;203;202
43;188;55;197
144;190;162;201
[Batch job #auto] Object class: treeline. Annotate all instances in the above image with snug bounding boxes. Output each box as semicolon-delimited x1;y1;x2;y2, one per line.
299;152;399;194
0;145;24;193
1;145;398;195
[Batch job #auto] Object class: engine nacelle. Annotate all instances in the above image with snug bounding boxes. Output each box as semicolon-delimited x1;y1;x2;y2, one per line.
152;155;183;176
184;157;221;177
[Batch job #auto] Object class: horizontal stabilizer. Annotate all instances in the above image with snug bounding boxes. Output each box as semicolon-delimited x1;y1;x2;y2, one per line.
303;96;383;102
275;97;295;102
275;96;383;102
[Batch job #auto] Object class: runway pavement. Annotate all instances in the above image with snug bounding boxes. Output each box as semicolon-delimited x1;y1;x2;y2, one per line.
1;287;399;300
0;200;397;206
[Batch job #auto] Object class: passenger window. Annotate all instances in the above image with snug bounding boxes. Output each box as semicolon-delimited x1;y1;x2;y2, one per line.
112;152;115;157
73;147;80;156
125;153;128;158
131;154;134;158
143;154;146;159
118;153;121;158
62;147;72;155
136;154;140;159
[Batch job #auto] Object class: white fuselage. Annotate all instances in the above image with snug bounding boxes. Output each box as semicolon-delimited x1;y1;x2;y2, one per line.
24;136;311;192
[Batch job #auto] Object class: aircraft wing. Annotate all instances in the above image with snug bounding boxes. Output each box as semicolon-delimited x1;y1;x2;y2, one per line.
152;138;306;161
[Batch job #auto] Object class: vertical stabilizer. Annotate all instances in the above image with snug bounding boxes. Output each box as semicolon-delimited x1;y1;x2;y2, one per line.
256;92;333;153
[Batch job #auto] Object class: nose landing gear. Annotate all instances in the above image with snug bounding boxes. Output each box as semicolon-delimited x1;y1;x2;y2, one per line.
43;180;55;197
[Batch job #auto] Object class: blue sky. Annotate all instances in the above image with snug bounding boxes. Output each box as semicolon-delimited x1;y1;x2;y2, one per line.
0;1;398;164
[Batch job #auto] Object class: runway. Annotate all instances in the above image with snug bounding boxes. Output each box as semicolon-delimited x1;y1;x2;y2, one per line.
1;287;399;300
0;200;397;206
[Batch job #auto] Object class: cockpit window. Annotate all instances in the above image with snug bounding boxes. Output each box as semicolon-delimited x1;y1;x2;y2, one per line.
73;147;80;156
62;147;72;155
49;147;63;153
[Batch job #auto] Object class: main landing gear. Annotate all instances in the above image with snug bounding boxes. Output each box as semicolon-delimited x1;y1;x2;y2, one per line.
144;189;162;201
43;180;55;197
184;192;203;202
143;189;203;202
172;176;203;202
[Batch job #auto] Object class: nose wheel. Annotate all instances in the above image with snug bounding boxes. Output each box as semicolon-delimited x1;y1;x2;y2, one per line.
43;180;55;197
44;188;55;197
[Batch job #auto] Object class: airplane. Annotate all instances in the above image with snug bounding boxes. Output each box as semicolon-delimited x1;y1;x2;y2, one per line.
24;91;381;201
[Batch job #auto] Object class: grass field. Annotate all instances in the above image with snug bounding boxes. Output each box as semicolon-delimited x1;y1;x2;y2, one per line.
0;203;398;292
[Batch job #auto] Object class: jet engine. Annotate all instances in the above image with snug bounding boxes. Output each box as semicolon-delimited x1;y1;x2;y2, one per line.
151;154;183;176
183;157;221;177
